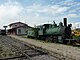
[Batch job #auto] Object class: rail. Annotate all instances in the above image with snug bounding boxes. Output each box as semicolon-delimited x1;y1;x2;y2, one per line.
0;36;63;60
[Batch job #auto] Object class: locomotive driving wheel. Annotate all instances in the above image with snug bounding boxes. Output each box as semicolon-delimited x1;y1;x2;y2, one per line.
45;36;53;42
52;36;58;43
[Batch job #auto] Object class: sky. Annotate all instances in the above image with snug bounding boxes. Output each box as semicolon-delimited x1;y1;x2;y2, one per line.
0;0;80;29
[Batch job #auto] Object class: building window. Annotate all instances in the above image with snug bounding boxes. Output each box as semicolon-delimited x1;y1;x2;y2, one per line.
18;29;21;34
15;25;17;27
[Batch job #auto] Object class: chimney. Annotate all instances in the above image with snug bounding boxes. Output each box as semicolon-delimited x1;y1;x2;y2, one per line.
63;18;67;26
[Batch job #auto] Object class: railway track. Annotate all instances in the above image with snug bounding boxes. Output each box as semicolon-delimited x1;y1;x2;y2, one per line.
0;36;61;60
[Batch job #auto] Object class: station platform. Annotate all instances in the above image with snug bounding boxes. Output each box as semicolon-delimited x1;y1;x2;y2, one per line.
8;35;80;60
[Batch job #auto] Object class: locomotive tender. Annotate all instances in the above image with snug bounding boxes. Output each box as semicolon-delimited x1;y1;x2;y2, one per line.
0;30;6;35
27;18;72;44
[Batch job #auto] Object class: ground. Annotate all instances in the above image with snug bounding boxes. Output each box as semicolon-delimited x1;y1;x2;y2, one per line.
0;36;60;60
8;35;80;60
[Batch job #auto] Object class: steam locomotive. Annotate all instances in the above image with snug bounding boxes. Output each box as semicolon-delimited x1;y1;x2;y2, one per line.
27;18;72;44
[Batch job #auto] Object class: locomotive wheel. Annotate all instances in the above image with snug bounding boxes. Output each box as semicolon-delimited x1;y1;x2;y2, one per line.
45;36;53;42
27;36;30;38
38;36;42;40
53;39;57;43
66;40;75;45
52;36;58;43
45;37;49;42
49;37;53;42
63;40;69;44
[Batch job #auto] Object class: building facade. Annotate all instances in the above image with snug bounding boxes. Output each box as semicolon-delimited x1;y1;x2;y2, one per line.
8;22;32;35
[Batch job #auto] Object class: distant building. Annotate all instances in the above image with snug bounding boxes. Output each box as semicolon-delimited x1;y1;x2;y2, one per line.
8;22;32;35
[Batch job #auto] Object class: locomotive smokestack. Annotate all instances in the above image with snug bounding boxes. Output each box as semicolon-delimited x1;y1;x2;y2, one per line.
63;18;67;26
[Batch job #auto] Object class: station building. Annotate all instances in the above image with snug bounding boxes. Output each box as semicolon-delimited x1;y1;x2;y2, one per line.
8;22;32;35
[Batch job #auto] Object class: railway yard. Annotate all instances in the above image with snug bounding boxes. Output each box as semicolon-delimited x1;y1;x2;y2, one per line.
0;35;60;60
9;35;80;60
0;35;80;60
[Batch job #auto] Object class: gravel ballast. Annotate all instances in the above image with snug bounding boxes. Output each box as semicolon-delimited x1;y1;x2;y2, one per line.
9;35;80;60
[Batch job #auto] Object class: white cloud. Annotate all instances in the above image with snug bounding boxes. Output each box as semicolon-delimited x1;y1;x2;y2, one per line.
51;5;69;14
67;14;79;18
0;1;23;28
63;0;77;5
0;0;79;29
72;23;80;29
0;2;23;18
25;4;69;15
58;0;77;6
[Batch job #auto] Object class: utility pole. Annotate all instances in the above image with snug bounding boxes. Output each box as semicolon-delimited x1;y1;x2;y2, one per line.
3;26;7;35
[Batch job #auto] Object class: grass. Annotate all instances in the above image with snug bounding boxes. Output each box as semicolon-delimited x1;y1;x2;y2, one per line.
0;44;20;58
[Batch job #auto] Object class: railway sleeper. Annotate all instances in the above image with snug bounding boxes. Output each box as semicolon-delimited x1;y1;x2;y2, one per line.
22;48;48;57
24;51;46;57
23;44;48;55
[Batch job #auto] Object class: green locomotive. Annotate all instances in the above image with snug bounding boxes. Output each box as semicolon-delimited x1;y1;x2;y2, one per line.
27;28;39;38
27;18;72;44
